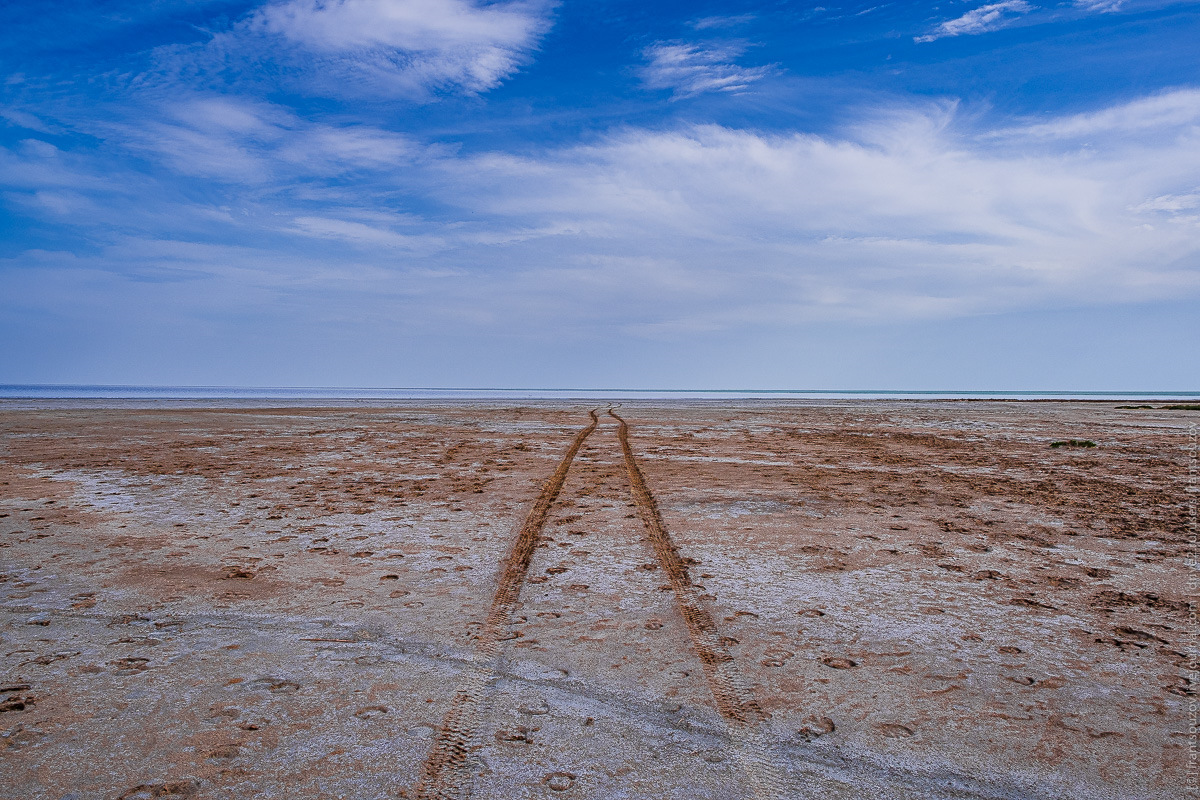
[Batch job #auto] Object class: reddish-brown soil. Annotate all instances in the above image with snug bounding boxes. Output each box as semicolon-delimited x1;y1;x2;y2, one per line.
0;400;1195;799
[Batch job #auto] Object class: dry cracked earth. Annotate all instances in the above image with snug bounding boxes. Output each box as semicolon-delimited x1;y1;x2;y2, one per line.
0;400;1196;799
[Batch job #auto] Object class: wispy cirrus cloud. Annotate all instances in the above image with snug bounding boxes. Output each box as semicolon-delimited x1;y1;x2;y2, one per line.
6;88;1200;332
640;42;773;99
689;14;756;30
433;91;1200;322
1075;0;1124;11
153;0;555;99
915;1;1033;43
110;96;426;183
991;87;1200;138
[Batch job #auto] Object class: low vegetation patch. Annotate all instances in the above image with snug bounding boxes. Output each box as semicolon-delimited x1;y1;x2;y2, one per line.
1050;439;1097;448
1114;404;1200;410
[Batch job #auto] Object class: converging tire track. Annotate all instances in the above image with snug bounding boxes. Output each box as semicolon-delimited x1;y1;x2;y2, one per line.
610;409;794;799
411;410;599;800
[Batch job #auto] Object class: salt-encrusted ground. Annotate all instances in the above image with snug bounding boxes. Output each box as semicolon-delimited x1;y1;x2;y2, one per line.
0;400;1194;799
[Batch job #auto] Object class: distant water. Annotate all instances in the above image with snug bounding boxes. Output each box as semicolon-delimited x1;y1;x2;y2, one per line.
2;384;1197;401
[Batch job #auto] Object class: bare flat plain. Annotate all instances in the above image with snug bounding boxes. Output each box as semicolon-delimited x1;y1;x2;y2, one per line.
0;400;1195;800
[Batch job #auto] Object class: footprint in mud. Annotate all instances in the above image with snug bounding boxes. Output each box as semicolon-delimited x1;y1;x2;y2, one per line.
29;651;83;668
644;619;664;630
494;726;534;744
820;657;858;670
109;657;151;674
542;772;576;792
1010;597;1057;610
1008;675;1036;686
354;705;388;719
997;646;1022;654
206;706;239;722
222;568;256;580
761;649;794;668
518;698;550;716
249;678;300;694
206;743;241;761
2;723;45;750
797;715;835;741
380;574;399;581
118;781;199;799
407;724;436;739
0;686;35;713
1113;627;1168;644
876;723;915;738
797;609;826;618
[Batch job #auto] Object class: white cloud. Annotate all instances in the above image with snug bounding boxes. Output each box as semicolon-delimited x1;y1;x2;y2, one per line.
1075;0;1123;11
690;14;756;30
112;96;423;183
1136;192;1200;210
915;1;1033;43
994;87;1200;139
428;93;1200;324
7;89;1200;337
243;0;554;96
0;108;60;135
641;42;773;99
288;215;444;252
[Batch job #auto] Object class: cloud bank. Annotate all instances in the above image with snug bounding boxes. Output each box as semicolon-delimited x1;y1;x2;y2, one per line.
431;94;1199;326
6;89;1197;339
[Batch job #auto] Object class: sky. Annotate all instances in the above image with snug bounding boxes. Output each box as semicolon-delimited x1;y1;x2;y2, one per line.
1;0;1198;390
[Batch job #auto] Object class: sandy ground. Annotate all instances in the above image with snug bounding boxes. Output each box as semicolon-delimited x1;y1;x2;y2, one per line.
0;400;1196;799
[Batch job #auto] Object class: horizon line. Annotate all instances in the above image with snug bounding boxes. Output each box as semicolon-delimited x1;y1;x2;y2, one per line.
1;383;1198;397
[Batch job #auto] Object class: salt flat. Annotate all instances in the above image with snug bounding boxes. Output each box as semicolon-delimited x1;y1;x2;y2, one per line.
0;401;1194;799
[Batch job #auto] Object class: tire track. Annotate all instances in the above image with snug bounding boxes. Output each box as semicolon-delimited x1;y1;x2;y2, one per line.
410;410;598;800
610;409;793;799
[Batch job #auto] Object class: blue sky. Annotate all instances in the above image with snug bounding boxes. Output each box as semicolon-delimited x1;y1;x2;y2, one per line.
2;0;1198;389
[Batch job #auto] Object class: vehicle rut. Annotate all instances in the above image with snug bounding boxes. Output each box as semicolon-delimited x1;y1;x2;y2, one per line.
611;409;793;799
410;410;599;800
